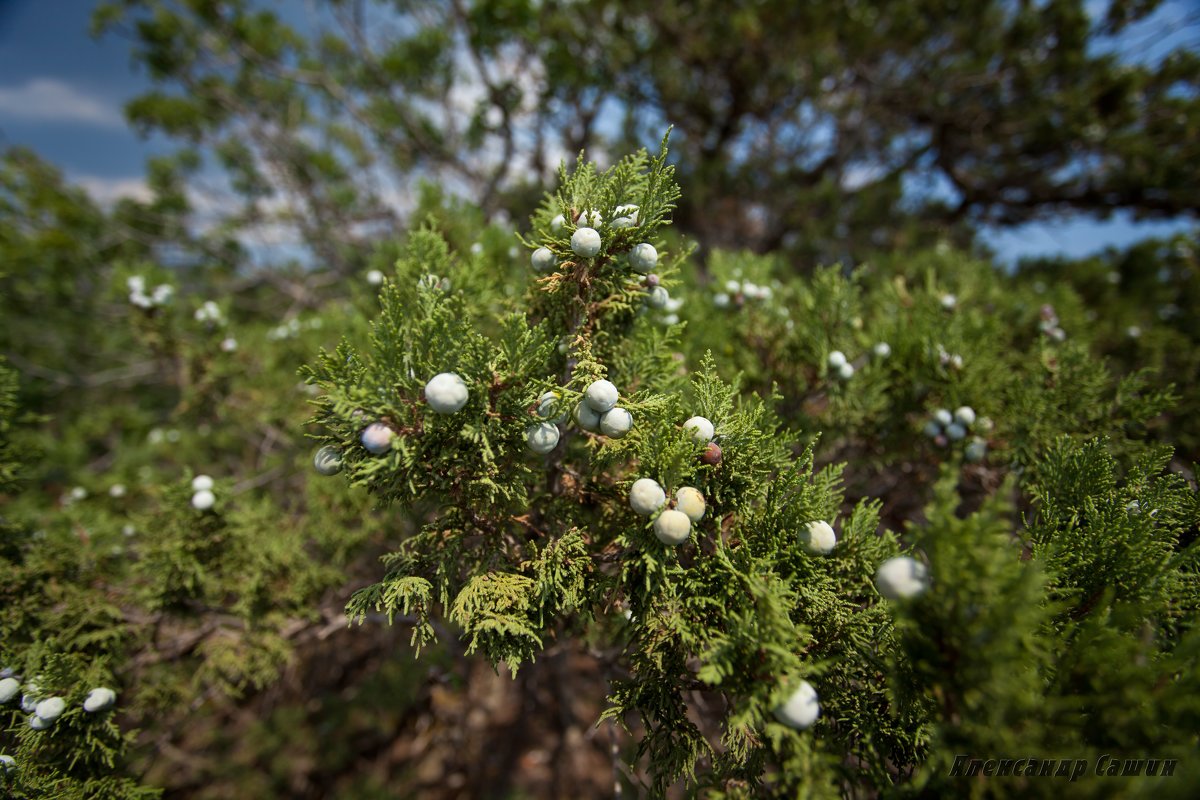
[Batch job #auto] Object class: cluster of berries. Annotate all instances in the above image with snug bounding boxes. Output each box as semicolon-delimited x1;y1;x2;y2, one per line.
190;474;216;511
628;478;706;545
126;275;173;310
923;406;989;460
713;278;774;309
0;674;116;732
934;344;964;371
266;316;323;341
827;350;855;381
683;416;722;465
354;373;472;458
1039;304;1067;342
193;300;225;327
548;379;633;448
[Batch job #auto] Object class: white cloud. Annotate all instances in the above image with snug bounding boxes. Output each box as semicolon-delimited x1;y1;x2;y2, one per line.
0;78;125;128
75;175;153;205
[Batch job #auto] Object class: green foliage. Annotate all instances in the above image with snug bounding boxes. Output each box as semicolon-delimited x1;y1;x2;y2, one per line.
2;69;1198;795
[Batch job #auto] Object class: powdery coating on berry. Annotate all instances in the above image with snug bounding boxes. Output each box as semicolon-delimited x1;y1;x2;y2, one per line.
923;421;942;438
550;214;566;232
192;475;214;491
0;754;13;770
945;423;967;440
361;423;394;455
600;407;633;438
954;406;976;426
933;409;953;427
683;416;715;444
573;401;602;432
571;227;602;258
34;697;65;721
531;247;557;272
525;422;561;454
802;520;837;554
940;293;958;309
647;286;670;309
425;373;469;414
29;716;51;730
191;489;216;511
837;362;855;380
675;487;706;522
875;556;929;599
629;243;658;274
654;509;692;545
537;391;566;421
965;438;988;462
83;688;116;712
314;445;343;475
773;680;820;730
874;342;891;358
366;269;384;286
827;350;847;369
629;478;666;516
0;678;18;703
584;379;619;413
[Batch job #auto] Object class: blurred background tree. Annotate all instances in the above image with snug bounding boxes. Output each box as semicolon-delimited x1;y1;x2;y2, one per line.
91;0;1200;268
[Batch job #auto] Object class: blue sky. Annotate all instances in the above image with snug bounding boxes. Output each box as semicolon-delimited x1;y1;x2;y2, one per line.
0;0;1194;263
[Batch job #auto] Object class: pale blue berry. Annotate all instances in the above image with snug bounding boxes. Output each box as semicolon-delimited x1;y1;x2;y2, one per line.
584;379;619;413
573;401;602;432
774;680;820;730
536;391;567;422
531;247;557;272
875;556;928;599
191;489;215;511
525;422;560;454
425;373;469;414
629;478;665;516
361;423;394;455
801;520;837;554
599;407;633;438
83;688;116;713
683;416;714;444
629;243;658;274
313;446;342;476
34;697;65;722
648;286;670;309
954;406;976;426
571;227;602;258
653;509;692;545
